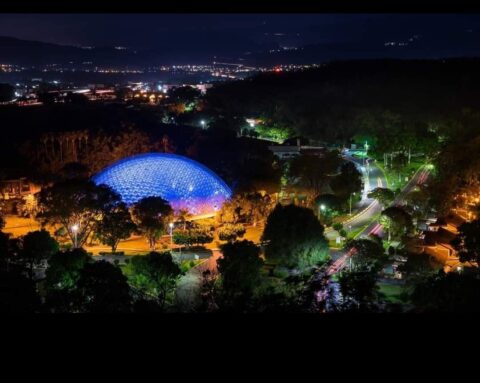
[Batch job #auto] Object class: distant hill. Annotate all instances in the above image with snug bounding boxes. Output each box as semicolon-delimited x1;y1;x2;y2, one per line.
245;29;480;66
0;36;150;67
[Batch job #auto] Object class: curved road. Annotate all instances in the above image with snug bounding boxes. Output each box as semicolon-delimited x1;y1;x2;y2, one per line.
327;163;431;276
340;151;387;235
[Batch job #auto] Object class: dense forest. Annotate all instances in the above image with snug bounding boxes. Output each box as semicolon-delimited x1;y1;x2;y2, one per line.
205;58;480;142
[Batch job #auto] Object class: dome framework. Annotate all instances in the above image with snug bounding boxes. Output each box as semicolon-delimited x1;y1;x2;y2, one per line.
92;153;232;216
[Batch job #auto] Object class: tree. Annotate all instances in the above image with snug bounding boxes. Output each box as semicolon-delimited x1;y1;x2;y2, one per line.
86;126;155;174
20;230;59;280
330;161;363;202
216;196;244;224
217;240;264;309
405;187;430;218
175;208;192;231
410;270;480;312
76;261;132;313
0;232;12;270
218;223;246;242
167;86;201;110
344;238;386;270
314;194;342;215
338;266;382;312
0;269;41;313
0;83;14;102
288;152;342;196
125;252;182;309
452;219;480;266
262;204;329;269
368;187;395;207
60;162;90;180
173;228;213;248
380;206;413;241
44;248;91;312
36;179;122;248
217;192;273;226
398;252;440;280
95;202;136;252
65;92;88;105
45;248;91;290
131;196;173;250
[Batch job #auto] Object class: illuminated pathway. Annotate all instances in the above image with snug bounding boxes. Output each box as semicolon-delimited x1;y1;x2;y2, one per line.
329;164;431;277
339;151;387;237
315;164;431;310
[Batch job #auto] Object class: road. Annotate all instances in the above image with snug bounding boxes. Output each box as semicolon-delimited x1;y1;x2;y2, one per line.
328;164;431;276
174;249;222;312
315;163;431;310
339;151;387;239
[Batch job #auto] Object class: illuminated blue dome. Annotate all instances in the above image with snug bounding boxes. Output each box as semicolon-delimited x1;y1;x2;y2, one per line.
92;153;232;216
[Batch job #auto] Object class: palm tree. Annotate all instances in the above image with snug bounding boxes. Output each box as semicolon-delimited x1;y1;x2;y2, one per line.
176;209;192;231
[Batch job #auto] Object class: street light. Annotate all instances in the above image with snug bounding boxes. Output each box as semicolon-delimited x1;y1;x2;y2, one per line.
200;120;206;129
349;192;356;216
169;222;174;246
71;224;79;248
364;141;369;166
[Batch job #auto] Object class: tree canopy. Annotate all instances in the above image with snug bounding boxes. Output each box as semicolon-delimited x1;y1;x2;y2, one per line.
95;202;136;252
262;204;329;269
124;251;182;309
217;240;264;309
36;179;122;247
131;196;173;250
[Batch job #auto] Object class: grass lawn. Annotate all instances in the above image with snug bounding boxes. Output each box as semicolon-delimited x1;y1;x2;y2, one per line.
378;283;405;304
377;159;425;191
348;226;366;239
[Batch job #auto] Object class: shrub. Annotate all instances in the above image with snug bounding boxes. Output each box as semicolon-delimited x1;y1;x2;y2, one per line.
333;222;343;231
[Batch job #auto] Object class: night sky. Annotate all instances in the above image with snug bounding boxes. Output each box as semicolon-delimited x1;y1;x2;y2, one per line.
1;14;480;62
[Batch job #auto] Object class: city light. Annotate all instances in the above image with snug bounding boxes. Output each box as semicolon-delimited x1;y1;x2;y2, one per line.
71;224;79;248
169;222;174;245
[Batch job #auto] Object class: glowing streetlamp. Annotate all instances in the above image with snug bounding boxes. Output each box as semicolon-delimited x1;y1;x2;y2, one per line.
71;224;79;248
364;141;369;166
200;120;206;129
169;222;174;245
349;192;356;216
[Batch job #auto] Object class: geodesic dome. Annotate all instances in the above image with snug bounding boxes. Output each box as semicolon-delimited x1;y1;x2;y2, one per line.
92;153;232;216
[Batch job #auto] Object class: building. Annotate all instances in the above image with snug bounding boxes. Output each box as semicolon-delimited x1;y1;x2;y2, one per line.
268;138;326;160
268;145;301;159
92;153;232;216
0;178;40;215
0;178;39;200
419;213;466;270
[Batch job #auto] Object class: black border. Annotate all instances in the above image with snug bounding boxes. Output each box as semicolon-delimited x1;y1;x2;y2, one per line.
2;1;480;13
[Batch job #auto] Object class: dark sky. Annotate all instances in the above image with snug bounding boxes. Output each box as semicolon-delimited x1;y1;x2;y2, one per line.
1;14;480;62
0;14;478;47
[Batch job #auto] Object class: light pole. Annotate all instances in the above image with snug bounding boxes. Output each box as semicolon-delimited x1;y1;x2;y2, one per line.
169;222;174;246
319;204;326;219
349;192;355;216
71;224;79;248
200;120;206;129
364;141;369;166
